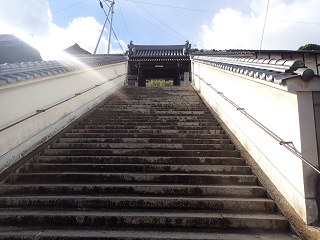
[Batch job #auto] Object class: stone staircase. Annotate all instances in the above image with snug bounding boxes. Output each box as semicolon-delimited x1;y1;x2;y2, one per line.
0;86;299;239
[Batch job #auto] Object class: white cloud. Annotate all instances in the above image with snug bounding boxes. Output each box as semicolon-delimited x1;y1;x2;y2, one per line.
110;39;127;54
0;0;125;60
199;0;320;50
0;0;51;38
36;16;111;60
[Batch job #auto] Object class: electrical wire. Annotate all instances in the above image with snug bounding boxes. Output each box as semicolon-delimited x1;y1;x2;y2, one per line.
119;0;320;26
130;0;187;41
3;0;320;27
12;0;88;27
120;2;184;41
259;0;269;58
118;0;131;39
0;0;63;3
102;0;111;9
99;0;125;53
109;24;125;53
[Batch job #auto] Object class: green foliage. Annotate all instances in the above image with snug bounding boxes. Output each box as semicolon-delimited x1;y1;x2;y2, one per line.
298;44;320;51
146;80;173;87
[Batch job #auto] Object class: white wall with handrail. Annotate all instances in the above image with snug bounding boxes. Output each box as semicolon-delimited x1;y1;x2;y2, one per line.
0;61;128;175
192;60;320;224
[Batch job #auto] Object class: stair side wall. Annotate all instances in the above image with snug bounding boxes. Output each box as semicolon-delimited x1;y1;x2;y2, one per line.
192;60;319;224
0;61;128;175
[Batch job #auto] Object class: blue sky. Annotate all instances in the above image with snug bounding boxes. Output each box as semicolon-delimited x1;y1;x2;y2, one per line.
0;0;319;60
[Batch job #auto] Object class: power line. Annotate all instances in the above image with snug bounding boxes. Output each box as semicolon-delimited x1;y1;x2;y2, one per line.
108;21;125;53
259;0;270;57
12;0;88;27
0;0;63;3
120;2;184;41
130;0;187;41
119;0;320;26
118;0;131;39
102;0;111;9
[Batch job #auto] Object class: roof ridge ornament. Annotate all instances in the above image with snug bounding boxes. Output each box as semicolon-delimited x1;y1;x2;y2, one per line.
184;40;191;56
128;40;134;56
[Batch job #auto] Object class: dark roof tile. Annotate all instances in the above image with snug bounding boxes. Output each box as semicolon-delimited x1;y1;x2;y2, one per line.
63;43;91;55
0;34;42;64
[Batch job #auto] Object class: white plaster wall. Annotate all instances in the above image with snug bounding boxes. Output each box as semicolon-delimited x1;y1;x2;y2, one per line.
270;53;282;59
292;54;304;61
0;62;127;174
304;54;318;75
192;61;319;224
283;53;291;59
258;53;269;59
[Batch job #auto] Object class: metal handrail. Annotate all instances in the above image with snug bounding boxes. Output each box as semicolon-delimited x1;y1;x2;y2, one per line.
0;73;127;133
195;73;320;174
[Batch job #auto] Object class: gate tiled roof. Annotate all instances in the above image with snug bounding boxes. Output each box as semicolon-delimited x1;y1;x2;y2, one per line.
128;42;191;57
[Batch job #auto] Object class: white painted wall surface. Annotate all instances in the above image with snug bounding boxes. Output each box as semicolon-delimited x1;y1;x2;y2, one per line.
0;61;127;174
192;60;319;224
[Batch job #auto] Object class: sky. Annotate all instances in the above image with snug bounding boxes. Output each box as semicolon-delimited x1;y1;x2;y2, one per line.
0;0;319;60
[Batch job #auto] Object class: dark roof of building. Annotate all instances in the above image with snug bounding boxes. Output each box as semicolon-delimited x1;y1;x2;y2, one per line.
0;34;42;64
128;41;191;57
133;47;184;57
63;43;91;55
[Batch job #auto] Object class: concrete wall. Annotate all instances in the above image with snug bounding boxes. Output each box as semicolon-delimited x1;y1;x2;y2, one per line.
0;61;127;174
192;60;320;224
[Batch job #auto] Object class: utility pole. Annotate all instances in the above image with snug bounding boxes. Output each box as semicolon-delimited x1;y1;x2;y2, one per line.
107;0;115;54
94;0;115;55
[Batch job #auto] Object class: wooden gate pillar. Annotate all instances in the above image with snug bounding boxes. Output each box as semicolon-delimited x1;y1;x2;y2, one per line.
174;62;182;86
137;62;146;87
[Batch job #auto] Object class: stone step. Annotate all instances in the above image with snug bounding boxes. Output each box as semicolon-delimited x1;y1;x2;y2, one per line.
50;143;235;151
98;105;209;109
92;111;212;116
103;100;205;103
104;101;205;105
0;227;299;240
103;102;207;106
109;95;202;98
69;129;225;134
0;209;288;231
0;184;266;198
58;137;231;145
0;86;295;238
75;125;222;130
33;156;246;165
82;118;218;123
97;109;210;113
79;121;220;127
21;164;250;175
42;149;240;157
63;133;229;139
85;116;216;121
117;94;200;97
114;90;197;93
120;90;196;93
0;196;275;212
8;173;256;185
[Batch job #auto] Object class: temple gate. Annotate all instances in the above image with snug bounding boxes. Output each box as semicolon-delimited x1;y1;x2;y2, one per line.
127;41;191;86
